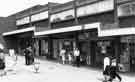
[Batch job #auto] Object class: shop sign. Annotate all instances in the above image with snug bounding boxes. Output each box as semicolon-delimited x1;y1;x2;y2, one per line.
97;41;111;47
78;33;89;40
100;23;118;30
97;41;111;54
64;41;71;46
121;36;135;43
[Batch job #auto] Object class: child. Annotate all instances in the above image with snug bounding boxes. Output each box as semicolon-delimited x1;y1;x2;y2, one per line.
62;54;65;64
68;53;72;64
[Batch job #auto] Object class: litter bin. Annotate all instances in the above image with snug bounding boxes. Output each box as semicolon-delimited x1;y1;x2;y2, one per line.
33;62;40;73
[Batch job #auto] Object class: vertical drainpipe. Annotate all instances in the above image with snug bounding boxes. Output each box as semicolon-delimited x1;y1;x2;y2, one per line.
74;0;78;25
48;2;51;29
74;0;79;49
48;2;53;59
114;0;120;69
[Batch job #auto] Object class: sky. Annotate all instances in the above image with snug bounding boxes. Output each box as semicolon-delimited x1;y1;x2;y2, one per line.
0;0;72;17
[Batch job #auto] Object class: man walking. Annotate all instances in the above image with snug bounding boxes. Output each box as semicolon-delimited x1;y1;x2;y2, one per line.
60;48;66;64
109;59;122;82
73;48;80;67
103;55;111;81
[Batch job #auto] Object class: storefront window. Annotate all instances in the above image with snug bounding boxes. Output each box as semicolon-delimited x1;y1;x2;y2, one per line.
120;43;130;72
96;40;114;67
97;41;111;55
63;40;73;52
120;36;135;72
41;40;48;56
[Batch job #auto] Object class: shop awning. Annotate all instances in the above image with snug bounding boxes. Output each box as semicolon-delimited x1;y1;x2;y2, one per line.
2;27;35;36
98;27;135;37
34;22;101;36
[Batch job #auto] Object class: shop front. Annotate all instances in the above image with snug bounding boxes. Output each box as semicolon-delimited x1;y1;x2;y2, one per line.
93;39;115;68
98;27;135;72
2;27;35;55
120;36;135;72
51;32;77;60
78;29;116;68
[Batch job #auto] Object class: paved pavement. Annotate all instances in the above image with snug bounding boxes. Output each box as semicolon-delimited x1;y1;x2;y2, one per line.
0;55;135;82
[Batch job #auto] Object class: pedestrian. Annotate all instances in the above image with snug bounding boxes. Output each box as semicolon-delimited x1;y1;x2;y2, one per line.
0;49;6;76
68;52;72;64
103;65;111;82
104;55;111;71
28;46;34;65
73;48;80;67
24;46;30;65
9;49;17;66
103;55;111;81
108;59;122;82
60;48;66;64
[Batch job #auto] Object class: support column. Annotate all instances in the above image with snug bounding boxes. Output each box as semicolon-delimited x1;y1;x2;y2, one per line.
48;37;53;59
75;32;79;49
115;37;120;69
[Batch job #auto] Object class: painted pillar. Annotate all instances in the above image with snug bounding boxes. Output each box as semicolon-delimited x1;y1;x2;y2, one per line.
48;36;53;59
115;37;120;69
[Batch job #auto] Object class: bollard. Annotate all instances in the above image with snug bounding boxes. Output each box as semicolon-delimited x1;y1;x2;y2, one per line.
33;62;40;73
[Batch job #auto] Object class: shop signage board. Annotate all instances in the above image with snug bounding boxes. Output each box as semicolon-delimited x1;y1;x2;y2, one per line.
78;32;89;40
121;36;135;43
100;23;118;30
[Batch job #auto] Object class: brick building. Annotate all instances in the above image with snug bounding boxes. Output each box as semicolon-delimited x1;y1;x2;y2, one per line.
2;0;135;72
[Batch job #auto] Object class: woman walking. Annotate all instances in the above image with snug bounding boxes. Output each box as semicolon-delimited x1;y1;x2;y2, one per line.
60;48;66;64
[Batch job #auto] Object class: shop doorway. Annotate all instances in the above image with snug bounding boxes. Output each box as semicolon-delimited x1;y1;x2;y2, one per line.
79;41;90;65
129;43;135;72
53;39;74;60
90;40;115;68
120;37;135;72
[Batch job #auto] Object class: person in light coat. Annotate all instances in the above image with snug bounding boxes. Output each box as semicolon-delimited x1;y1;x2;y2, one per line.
68;52;72;64
73;48;80;67
103;55;111;81
60;48;66;64
104;56;110;71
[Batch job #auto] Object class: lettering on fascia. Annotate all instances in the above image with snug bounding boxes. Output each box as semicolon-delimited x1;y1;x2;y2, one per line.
31;11;48;22
16;16;30;25
50;9;75;22
77;0;114;17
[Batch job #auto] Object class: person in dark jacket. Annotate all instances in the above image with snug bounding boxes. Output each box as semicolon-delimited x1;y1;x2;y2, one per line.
108;60;122;82
24;46;34;65
103;65;111;82
24;47;29;65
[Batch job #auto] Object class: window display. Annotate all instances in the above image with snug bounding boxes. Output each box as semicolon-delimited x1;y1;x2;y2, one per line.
119;43;130;72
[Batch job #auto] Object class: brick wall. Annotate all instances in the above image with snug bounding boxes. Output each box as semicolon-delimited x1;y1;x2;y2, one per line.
0;16;16;49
